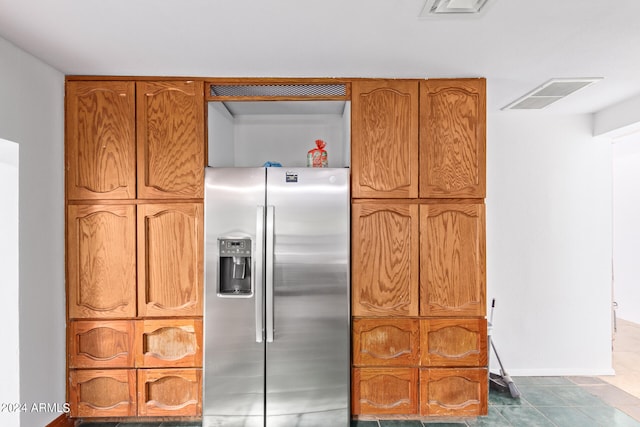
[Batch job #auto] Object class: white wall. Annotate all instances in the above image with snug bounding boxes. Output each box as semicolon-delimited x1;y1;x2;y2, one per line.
0;36;66;425
487;113;613;376
0;138;19;427
612;135;640;324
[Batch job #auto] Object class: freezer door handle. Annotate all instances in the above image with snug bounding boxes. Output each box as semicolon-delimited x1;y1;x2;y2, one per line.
265;205;275;343
255;206;265;343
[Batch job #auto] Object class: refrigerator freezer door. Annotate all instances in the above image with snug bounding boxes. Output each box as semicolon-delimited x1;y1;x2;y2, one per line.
203;167;266;427
265;168;350;427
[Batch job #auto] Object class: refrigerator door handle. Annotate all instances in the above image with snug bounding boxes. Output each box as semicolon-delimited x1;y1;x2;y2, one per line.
255;206;265;343
265;205;275;343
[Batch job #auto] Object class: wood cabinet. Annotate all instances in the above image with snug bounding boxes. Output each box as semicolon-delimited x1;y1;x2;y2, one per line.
419;203;486;317
351;203;419;317
351;80;419;199
65;81;136;200
65;78;205;420
67;204;137;319
350;78;487;419
137;203;204;317
419;79;486;198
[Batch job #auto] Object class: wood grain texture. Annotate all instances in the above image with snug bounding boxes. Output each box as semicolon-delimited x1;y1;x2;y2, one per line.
420;318;487;367
137;369;202;416
419;203;486;317
67;204;136;319
69;320;135;368
137;203;204;317
352;368;418;415
66;81;136;200
352;203;419;316
420;368;488;416
137;81;205;199
420;78;486;198
353;318;419;367
69;369;136;417
352;80;419;198
136;318;203;367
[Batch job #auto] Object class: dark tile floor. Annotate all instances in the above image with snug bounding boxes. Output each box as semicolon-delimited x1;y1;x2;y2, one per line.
76;376;640;427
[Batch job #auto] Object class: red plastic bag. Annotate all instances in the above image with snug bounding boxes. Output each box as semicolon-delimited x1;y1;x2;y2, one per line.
307;139;328;168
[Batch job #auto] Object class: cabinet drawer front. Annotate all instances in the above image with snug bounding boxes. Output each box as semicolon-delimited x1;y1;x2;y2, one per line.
420;368;488;417
420;319;487;367
352;368;418;415
69;369;136;417
137;368;202;416
353;318;419;366
136;319;202;367
69;320;135;368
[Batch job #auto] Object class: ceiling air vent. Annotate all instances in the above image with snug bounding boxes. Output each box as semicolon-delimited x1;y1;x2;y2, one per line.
502;78;603;110
420;0;491;16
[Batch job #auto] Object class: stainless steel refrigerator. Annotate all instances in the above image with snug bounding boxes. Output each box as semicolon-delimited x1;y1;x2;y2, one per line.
203;167;350;427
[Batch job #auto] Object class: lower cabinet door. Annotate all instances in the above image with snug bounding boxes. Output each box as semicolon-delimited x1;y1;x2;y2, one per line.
69;320;135;368
137;368;202;416
353;318;419;367
420;318;487;367
420;368;488;417
352;367;418;415
69;369;136;417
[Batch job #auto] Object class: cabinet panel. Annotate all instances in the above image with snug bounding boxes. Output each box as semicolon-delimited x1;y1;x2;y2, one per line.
419;203;485;317
352;203;419;316
137;369;202;416
137;203;204;317
69;369;136;417
420;368;488;417
352;368;418;415
66;81;136;200
353;318;419;367
352;80;419;198
420;319;487;367
67;204;136;319
136;318;203;367
419;79;486;198
69;320;135;368
137;81;205;199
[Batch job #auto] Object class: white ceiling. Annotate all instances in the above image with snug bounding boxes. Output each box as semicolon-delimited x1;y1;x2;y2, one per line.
1;0;640;115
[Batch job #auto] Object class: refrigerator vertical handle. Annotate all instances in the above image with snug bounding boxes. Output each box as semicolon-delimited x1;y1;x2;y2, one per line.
266;205;275;343
255;206;265;343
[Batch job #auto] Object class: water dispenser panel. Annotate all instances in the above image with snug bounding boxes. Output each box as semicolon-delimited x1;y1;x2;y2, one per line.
218;238;252;296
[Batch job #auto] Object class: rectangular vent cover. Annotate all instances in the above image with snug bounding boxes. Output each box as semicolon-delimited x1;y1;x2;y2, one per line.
503;78;603;110
210;84;347;98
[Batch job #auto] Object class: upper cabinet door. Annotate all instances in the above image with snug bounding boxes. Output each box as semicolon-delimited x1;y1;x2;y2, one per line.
66;81;136;200
419;203;486;317
137;81;205;199
419;79;486;199
138;203;204;317
352;80;419;198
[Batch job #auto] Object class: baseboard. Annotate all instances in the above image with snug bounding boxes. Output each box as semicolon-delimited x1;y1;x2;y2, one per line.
45;414;75;427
